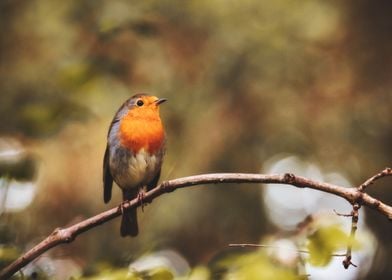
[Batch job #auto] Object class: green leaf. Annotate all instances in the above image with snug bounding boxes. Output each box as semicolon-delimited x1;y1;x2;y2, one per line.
148;267;174;280
307;225;350;267
188;266;210;280
218;251;299;280
0;246;19;261
80;268;138;280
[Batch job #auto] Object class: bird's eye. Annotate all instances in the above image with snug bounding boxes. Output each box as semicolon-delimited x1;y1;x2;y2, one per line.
136;100;144;107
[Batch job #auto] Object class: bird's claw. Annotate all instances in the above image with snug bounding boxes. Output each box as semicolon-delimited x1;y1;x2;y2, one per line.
119;201;127;214
137;190;147;212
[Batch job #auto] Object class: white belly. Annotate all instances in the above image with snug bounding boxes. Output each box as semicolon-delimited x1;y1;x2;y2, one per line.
110;148;160;190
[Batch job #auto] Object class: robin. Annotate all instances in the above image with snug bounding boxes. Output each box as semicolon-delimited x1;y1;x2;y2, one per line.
103;94;167;237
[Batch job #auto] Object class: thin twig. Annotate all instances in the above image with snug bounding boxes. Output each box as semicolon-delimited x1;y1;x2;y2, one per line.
342;203;360;269
358;167;392;192
228;243;347;257
1;171;392;279
229;243;310;254
333;209;353;217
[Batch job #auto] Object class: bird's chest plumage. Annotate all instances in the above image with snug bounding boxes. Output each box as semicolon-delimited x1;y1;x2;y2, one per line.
107;113;165;190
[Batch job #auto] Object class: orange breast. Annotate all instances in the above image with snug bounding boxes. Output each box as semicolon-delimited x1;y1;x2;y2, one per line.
119;108;165;154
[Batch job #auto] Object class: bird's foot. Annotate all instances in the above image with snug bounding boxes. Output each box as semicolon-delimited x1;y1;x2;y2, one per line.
137;190;147;212
119;200;127;214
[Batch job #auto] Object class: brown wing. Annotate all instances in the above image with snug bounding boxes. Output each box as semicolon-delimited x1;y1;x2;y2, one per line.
103;145;113;203
103;105;122;204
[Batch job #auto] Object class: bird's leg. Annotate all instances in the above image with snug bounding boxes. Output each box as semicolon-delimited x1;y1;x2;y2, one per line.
137;186;147;212
119;199;130;215
118;199;134;225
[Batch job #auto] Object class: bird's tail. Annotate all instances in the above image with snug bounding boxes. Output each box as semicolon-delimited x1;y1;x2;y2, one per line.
121;190;139;237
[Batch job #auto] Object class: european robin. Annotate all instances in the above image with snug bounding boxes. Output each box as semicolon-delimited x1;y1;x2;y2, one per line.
103;94;167;237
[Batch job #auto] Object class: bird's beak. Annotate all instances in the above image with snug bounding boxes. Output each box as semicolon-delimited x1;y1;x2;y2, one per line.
155;98;167;106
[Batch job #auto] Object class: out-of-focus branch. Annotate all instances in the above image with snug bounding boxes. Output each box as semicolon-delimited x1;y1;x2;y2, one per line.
1;170;392;279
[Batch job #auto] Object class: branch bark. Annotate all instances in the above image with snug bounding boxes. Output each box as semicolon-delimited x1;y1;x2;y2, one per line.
1;170;392;279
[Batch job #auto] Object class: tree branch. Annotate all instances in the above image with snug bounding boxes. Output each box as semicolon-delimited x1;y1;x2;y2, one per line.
1;171;392;279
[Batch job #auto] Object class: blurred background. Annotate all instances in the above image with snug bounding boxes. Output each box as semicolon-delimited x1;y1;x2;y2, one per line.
0;0;391;279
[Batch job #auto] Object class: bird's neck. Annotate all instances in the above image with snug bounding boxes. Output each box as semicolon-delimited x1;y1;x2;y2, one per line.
119;110;165;154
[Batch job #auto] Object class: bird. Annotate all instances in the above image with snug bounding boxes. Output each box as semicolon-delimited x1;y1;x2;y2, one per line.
103;94;167;237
